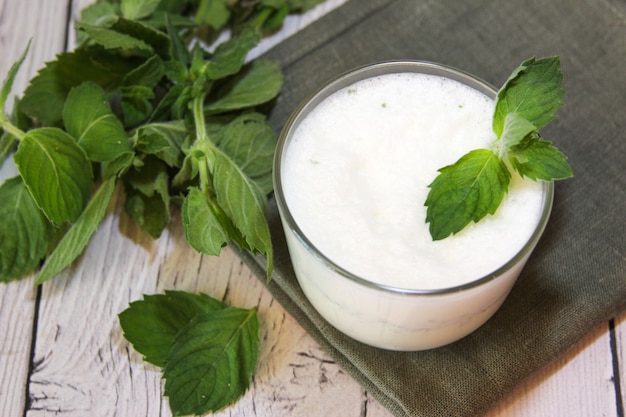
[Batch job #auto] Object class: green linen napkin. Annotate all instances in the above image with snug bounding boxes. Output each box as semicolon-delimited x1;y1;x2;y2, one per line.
238;0;626;415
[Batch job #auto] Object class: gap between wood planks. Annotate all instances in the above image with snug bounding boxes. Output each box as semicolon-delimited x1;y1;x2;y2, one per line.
610;318;625;417
22;2;74;415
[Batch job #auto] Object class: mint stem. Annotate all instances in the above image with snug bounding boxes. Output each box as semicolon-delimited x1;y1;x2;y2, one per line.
192;94;213;195
193;95;207;143
0;117;26;141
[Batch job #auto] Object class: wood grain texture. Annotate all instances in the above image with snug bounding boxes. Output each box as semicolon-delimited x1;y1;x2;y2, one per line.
26;189;388;417
0;0;622;416
486;322;619;417
0;1;71;417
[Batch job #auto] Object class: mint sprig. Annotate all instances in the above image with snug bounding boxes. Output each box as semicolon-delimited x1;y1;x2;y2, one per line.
119;291;259;416
425;56;573;240
0;0;322;283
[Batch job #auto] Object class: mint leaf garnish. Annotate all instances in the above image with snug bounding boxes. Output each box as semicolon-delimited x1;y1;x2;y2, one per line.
507;134;573;181
164;306;260;416
426;149;511;240
498;112;537;151
493;56;564;135
426;56;572;239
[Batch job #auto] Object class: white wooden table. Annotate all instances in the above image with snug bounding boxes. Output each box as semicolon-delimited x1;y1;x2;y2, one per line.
0;1;624;416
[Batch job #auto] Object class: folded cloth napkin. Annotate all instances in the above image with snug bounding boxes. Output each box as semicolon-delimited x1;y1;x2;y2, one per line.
238;0;626;415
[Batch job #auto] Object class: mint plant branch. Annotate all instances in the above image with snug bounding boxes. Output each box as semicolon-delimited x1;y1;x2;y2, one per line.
425;56;573;240
0;0;299;284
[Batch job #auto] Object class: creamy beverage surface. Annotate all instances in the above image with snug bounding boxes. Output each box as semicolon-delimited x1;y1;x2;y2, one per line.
282;72;545;290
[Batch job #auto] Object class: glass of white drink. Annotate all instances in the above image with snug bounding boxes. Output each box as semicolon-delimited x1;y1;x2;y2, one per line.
274;61;554;351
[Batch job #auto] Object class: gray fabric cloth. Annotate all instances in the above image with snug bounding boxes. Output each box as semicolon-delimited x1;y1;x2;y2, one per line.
238;0;626;415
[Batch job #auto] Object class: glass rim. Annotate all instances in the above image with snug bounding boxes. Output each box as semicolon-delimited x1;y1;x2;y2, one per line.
273;59;554;296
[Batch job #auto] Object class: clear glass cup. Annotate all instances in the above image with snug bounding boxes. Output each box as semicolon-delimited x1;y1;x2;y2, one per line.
273;61;554;351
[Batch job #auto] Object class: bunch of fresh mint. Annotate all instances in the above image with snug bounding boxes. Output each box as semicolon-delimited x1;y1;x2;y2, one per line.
0;0;329;285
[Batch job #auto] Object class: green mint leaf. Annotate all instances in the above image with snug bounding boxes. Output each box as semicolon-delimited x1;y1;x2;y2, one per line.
426;56;572;240
215;112;276;195
154;0;191;14
119;55;166;126
76;2;120;46
120;84;155;127
425;149;511;240
79;2;119;24
195;0;230;30
19;49;130;126
507;134;573;181
150;83;191;121
63;81;132;161
111;18;172;59
119;291;226;368
182;187;230;256
493;56;564;137
1;40;31;112
164;306;260;416
121;0;161;20
0;176;50;282
124;188;169;238
14;127;94;224
204;60;283;114
77;23;155;58
0;130;17;166
498;112;537;151
204;25;261;81
123;156;170;238
212;150;274;275
102;151;135;179
135;120;187;167
123;156;169;197
257;3;290;32
122;54;165;88
36;176;116;285
165;13;191;65
141;11;197;30
172;150;199;188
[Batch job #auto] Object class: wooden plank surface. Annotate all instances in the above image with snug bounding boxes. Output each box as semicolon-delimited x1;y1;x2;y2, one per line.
0;0;623;416
0;1;72;417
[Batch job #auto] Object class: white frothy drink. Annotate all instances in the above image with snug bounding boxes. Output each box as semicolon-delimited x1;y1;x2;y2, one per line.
275;62;551;350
